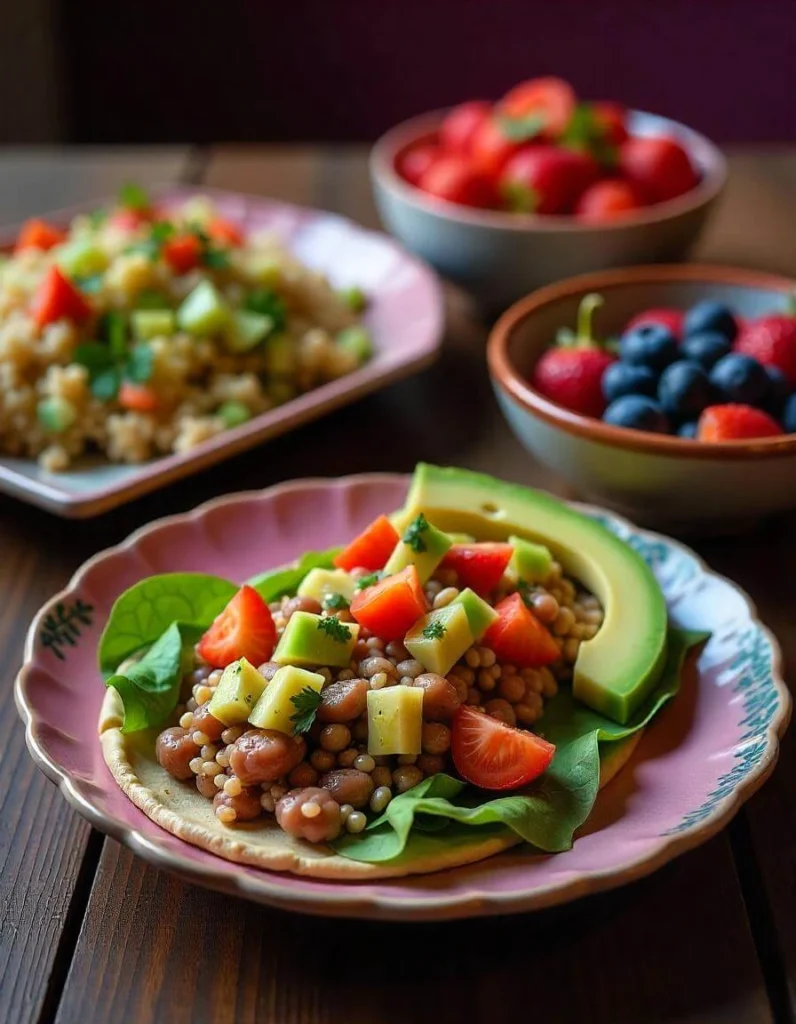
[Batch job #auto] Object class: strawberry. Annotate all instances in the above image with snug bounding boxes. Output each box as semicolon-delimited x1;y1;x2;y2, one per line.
733;314;796;385
500;145;599;215
418;154;497;208
530;293;616;417
697;404;783;442
574;179;643;222
619;136;699;204
625;308;684;338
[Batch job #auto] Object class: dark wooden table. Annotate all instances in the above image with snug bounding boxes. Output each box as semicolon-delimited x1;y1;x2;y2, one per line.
1;146;795;1024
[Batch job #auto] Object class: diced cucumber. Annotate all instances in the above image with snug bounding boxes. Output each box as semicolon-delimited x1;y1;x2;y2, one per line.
339;286;367;313
135;289;170;310
248;665;325;734
177;280;230;335
208;658;267;725
383;513;452;584
336;325;372;363
131;309;176;340
263;335;296;375
297;568;356;604
37;396;78;434
405;603;474;677
57;238;108;278
217;401;252;429
224;309;273;353
367;686;423;756
273;611;360;669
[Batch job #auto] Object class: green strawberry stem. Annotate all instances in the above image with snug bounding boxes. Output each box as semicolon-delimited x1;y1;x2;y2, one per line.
577;292;603;342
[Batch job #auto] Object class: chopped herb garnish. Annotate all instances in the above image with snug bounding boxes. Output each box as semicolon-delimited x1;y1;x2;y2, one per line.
289;686;324;735
118;183;150;211
73;333;153;403
88;209;107;230
516;580;534;607
422;620;447;641
317;616;352;643
403;513;429;553
245;288;287;332
202;247;231;270
355;572;381;590
323;592;350;611
150;220;175;244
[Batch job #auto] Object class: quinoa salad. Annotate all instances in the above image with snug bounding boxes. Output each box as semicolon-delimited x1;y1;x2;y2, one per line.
97;467;703;875
0;186;370;472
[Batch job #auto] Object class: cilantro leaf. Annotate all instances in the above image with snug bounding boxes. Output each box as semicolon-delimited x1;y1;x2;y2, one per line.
323;592;350;611
403;513;429;553
245;288;287;332
118;183;150;211
317;616;352;643
355;572;381;590
99;311;128;361
290;686;324;735
422;620;446;641
73;342;115;373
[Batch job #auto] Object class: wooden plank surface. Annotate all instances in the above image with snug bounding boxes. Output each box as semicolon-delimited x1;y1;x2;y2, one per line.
0;147;193;1024
50;146;783;1023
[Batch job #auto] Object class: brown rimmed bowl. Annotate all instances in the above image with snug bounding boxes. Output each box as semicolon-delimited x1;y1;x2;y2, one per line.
487;264;796;532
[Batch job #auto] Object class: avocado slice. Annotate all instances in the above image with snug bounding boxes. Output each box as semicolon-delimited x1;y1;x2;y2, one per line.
208;657;267;725
383;513;452;584
509;535;553;583
248;665;324;734
367;685;423;756
405;602;474;677
273;611;359;669
451;587;498;639
397;464;668;725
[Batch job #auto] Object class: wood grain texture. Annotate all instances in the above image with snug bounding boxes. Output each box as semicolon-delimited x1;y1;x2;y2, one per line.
0;148;192;1024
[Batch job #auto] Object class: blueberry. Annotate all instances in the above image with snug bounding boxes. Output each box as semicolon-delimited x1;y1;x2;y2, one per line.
601;362;658;403
709;353;768;404
762;365;791;417
782;394;796;433
603;395;670;433
619;324;679;372
680;331;731;370
683;300;738;341
657;360;712;420
677;421;698;439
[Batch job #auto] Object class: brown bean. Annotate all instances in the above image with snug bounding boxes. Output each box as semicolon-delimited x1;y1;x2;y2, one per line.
229;729;306;785
213;786;262;822
283;595;322;618
317;677;369;723
483;698;517;726
320;768;375;809
195;772;220;799
288;762;320;788
422;722;451;755
359;656;398;679
155;727;198;780
276;787;342;843
412;673;461;720
191;703;226;741
417;753;445;776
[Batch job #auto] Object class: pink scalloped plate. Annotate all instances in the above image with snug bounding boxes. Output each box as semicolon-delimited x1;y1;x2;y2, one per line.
0;190;443;517
15;475;791;920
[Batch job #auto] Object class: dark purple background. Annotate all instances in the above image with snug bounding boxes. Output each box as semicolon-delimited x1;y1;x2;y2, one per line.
61;0;796;144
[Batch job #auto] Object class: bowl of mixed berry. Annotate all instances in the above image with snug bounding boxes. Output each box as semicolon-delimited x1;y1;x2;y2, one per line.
371;77;726;308
488;265;796;529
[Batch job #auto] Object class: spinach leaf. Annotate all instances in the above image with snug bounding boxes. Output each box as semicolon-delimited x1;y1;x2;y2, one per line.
98;573;238;675
247;547;341;603
107;622;201;733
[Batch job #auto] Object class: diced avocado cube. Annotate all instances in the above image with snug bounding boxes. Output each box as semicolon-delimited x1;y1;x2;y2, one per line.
367;685;423;756
37;396;77;434
405;602;474;677
451;588;498;639
224;309;273;353
217;400;251;429
273;611;359;669
263;335;296;375
383;513;452;584
177;280;231;335
446;532;476;544
336;325;372;363
297;568;355;604
208;657;267;725
131;309;176;340
245;254;281;287
339;286;367;313
248;665;324;734
509;535;553;583
57;238;108;278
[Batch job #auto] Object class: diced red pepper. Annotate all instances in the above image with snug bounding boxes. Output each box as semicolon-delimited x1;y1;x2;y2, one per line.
440;543;513;595
15;218;67;253
350;565;428;641
197;585;277;668
162;234;202;273
333;515;400;572
31;266;92;328
482;592;559;667
118;381;158;413
208;217;245;247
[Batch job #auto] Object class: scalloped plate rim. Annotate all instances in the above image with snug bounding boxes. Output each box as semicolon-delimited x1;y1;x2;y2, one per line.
15;474;792;920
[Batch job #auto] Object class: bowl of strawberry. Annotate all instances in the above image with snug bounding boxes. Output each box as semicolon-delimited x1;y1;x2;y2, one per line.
371;77;726;309
488;265;796;530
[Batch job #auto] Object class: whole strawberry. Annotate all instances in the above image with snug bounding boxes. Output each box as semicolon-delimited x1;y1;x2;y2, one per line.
697;404;783;442
734;313;796;385
531;294;616;417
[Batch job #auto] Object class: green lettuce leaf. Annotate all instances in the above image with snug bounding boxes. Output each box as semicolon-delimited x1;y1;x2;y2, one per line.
246;547;341;602
106;622;202;733
333;628;708;865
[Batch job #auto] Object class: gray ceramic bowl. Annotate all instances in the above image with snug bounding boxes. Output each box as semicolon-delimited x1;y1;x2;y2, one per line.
371;109;727;310
487;265;796;532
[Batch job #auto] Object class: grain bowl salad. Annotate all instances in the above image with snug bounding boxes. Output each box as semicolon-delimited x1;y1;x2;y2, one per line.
0;186;371;472
98;465;707;879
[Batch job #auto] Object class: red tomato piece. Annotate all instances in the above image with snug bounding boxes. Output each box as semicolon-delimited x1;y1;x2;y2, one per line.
162;234;202;274
418;155;498;208
624;307;684;338
118;381;158;413
451;705;556;790
590;101;629;146
470;116;522;178
440;100;491;154
574;179;643;222
500;145;599;215
197;585;277;669
15;218;67;253
497;77;576;137
349;566;428;642
31;266;92;328
619;136;699;204
482;592;560;667
110;208;154;231
333;515;400;572
398;143;443;188
440;543;513;595
208;217;245;247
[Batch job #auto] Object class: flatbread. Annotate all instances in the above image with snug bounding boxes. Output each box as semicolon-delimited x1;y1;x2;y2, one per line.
99;687;642;880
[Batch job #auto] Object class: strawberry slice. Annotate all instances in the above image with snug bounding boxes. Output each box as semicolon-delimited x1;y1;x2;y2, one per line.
451;705;556;790
197;585;277;668
697;404;783;442
440;543;513;595
482;593;560;667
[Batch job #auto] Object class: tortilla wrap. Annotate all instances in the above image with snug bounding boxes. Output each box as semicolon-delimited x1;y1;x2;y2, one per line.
99;687;642;880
